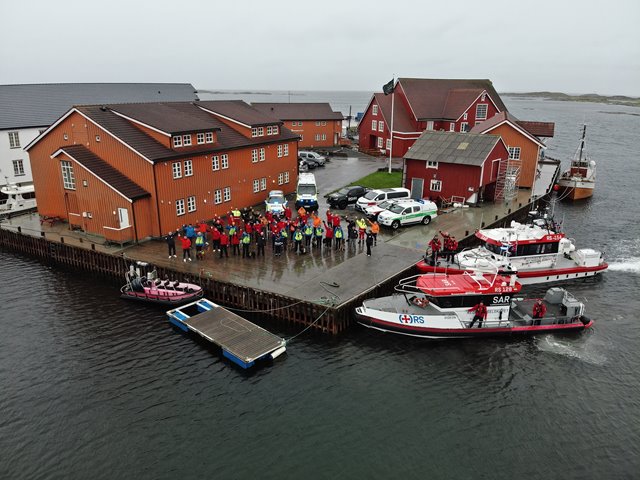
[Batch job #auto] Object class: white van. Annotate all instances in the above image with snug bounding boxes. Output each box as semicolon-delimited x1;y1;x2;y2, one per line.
295;173;319;211
355;187;411;212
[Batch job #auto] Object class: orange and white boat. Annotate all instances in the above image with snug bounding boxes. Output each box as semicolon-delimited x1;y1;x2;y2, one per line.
557;124;595;201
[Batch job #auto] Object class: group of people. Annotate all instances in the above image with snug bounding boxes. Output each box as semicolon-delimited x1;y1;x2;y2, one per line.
467;298;547;328
163;206;382;262
427;230;459;264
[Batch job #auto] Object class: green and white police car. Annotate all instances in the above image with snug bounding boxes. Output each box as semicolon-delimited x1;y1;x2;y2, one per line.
377;199;438;229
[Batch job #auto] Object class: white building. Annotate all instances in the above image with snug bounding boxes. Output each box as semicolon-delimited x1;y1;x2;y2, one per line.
0;83;199;190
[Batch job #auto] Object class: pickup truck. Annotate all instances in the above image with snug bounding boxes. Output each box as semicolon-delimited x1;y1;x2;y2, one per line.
326;185;369;210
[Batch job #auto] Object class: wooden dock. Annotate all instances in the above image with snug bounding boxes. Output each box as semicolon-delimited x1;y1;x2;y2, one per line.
167;298;286;369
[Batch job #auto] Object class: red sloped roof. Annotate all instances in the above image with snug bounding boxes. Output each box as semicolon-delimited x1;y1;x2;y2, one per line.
516;121;555;138
252;102;344;121
373;93;416;133
469;111;549;147
398;78;507;121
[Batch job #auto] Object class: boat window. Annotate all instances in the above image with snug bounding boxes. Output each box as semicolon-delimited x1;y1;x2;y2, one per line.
516;242;559;256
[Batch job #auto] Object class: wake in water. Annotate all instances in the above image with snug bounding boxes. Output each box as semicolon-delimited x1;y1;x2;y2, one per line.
534;334;608;366
605;238;640;274
607;258;640;273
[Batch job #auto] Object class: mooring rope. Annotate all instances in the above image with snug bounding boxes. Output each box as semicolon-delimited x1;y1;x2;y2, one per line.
285;306;332;344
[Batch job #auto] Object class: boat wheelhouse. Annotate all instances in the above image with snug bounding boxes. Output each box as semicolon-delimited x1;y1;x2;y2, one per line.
0;184;37;217
557;124;595;201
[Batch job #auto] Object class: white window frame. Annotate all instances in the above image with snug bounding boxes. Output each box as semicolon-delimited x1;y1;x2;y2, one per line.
377;137;383;148
212;155;220;171
8;131;21;148
426;121;434;131
267;126;273;135
173;136;182;148
12;159;25;176
372;120;377;131
205;132;214;143
214;189;222;204
284;144;289;156
463;112;468;120
321;133;326;141
321;121;326;126
372;105;378;116
430;179;442;192
176;198;185;216
476;104;488;120
284;171;290;184
273;125;279;135
260;177;267;191
378;121;384;133
187;195;196;212
252;149;258;163
277;145;283;158
259;148;265;161
221;154;229;169
315;134;320;141
184;159;193;177
223;187;231;202
461;122;469;132
253;179;260;193
508;146;521;160
258;127;264;136
61;160;75;189
172;162;182;179
278;173;284;185
426;160;438;169
386;139;391;149
183;134;192;146
449;122;455;132
315;121;321;126
251;128;258;138
196;133;205;144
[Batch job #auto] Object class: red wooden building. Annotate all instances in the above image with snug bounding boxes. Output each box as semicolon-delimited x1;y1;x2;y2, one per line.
403;130;509;204
358;78;508;157
252;103;344;148
26;101;299;243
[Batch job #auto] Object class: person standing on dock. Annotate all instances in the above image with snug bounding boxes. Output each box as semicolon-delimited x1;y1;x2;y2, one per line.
365;230;374;257
323;221;333;249
293;227;303;254
334;225;344;251
366;219;379;246
274;232;284;257
241;231;251;258
231;230;240;256
304;223;313;249
219;231;229;258
211;227;221;252
356;218;367;246
195;231;205;260
446;236;458;263
468;301;487;328
165;231;177;258
180;235;192;262
428;235;441;264
256;231;266;257
532;299;547;326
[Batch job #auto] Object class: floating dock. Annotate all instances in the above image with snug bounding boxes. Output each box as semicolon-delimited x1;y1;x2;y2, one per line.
167;298;286;369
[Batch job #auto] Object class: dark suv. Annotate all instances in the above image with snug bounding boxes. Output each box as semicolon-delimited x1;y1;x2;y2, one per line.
327;185;369;210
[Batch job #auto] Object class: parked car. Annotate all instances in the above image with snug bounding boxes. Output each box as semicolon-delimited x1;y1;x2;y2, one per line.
365;198;415;220
355;187;411;212
326;185;369;210
265;190;287;215
299;151;326;167
377;199;438;229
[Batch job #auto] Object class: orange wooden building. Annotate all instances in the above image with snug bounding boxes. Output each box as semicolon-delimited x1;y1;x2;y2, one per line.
26;101;299;243
252;103;343;148
470;111;554;188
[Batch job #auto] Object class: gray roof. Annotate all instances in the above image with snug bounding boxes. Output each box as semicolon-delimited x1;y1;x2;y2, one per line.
0;83;199;130
252;103;344;121
404;130;501;166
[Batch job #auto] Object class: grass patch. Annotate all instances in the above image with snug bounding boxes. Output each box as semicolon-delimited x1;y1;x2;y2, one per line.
349;170;403;189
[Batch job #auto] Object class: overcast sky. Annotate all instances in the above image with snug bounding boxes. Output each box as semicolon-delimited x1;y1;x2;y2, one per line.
1;0;638;96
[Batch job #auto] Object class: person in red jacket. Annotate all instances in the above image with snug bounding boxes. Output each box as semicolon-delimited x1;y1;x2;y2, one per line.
323;221;334;249
284;206;292;221
219;232;229;258
428;236;442;264
468;301;488;328
179;235;192;262
211;227;221;252
532;299;547;325
231;230;240;256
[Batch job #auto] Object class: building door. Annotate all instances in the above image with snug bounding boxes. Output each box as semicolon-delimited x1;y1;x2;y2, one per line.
118;208;130;228
334;133;339;146
410;178;424;199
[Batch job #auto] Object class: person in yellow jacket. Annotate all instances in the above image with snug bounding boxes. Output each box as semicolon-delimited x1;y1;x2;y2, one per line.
367;218;380;246
356;218;367;246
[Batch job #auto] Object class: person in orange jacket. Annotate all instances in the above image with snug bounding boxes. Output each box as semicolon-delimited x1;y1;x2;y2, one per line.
367;218;380;246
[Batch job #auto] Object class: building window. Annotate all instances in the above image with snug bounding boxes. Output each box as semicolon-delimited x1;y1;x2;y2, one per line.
378;121;384;133
386;139;391;149
183;134;192;146
187;195;196;212
251;127;258;138
176;199;185;216
315;121;321;126
481;93;486;101
461;122;469;132
430;179;442;192
172;162;182;179
508;147;521;160
252;149;258;163
173;136;182;147
315;134;321;141
426;121;434;131
321;134;326;141
321;121;326;126
273;125;279;135
221;154;229;169
259;148;265;161
197;133;205;144
284;144;289;156
476;104;488;120
258;127;264;136
463;112;468;120
372;120;377;130
278;173;284;185
267;126;273;135
214;189;222;204
260;177;267;191
253;179;260;193
426;160;438;169
372;105;378;116
223;187;231;202
12;159;25;176
284;171;290;183
61;161;75;189
212;155;220;171
449;122;455;132
95;135;101;142
377;137;383;148
277;145;283;158
206;132;214;143
184;159;193;176
8;131;20;149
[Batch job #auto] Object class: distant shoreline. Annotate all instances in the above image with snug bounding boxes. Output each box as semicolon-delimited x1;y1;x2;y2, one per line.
502;91;640;107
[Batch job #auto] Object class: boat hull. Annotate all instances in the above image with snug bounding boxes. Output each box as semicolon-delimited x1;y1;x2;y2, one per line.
557;180;594;201
121;286;203;306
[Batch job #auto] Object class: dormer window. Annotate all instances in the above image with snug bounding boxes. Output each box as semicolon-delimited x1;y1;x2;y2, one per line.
273;125;278;135
183;134;192;146
173;136;182;147
267;126;273;135
197;133;205;144
251;128;258;137
258;127;264;136
205;132;214;143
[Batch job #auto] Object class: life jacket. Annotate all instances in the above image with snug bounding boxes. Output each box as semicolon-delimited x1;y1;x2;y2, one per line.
304;225;313;236
281;229;288;238
335;228;343;239
242;234;250;244
356;219;366;230
533;302;546;317
228;226;236;236
315;227;323;237
294;231;303;241
195;235;204;246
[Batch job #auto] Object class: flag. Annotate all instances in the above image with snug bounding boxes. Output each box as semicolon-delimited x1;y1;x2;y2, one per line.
382;78;395;95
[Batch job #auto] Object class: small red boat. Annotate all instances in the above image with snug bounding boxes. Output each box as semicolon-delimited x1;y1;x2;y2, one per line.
121;263;203;306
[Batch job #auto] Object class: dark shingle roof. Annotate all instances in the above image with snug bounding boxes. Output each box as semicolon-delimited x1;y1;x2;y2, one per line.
58;145;150;201
398;78;507;121
469;111;552;145
251;103;344;121
516;120;555;138
195;100;281;127
109;102;221;134
405;130;501;166
0;83;199;130
373;93;416;133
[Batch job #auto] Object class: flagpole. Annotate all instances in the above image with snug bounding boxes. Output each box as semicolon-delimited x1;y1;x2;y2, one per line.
388;76;394;174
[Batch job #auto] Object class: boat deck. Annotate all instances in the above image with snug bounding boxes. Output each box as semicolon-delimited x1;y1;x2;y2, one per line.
167;299;286;369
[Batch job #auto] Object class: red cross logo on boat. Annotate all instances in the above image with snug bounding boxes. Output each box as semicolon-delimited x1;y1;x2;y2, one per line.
400;314;411;323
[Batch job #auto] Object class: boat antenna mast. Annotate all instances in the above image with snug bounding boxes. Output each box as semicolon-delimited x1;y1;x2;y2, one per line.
578;124;587;165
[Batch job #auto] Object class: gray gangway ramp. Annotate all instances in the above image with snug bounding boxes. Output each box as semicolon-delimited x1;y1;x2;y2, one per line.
167;298;286;369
